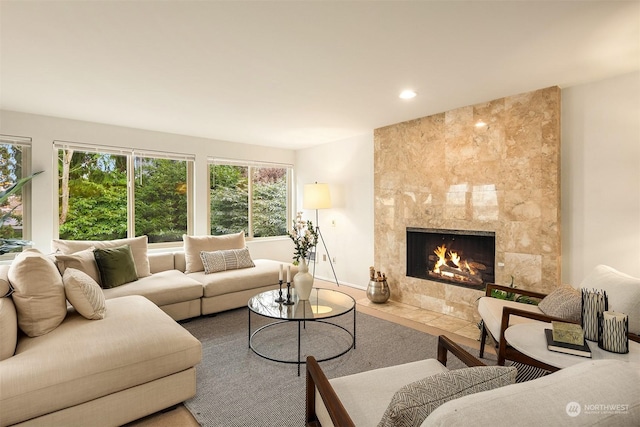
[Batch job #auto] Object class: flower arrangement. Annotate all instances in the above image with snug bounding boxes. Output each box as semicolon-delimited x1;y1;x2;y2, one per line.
288;212;318;265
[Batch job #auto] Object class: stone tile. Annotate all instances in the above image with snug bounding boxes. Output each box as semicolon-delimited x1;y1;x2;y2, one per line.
425;315;474;333
455;324;483;341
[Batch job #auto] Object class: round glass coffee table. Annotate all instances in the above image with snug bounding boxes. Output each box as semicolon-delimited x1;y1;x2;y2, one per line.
248;288;356;376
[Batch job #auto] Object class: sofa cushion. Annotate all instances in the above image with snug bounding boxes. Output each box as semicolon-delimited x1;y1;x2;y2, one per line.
63;268;106;320
317;359;450;427
0;295;202;426
0;297;17;361
191;259;292;298
579;264;640;335
183;232;245;274
379;366;516;427
55;247;101;285
102;269;203;307
8;249;67;337
538;284;581;323
94;244;138;288
477;296;544;344
423;360;640;427
200;247;255;274
52;236;151;278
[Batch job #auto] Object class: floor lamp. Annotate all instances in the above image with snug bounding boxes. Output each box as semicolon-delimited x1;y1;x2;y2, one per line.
303;182;339;287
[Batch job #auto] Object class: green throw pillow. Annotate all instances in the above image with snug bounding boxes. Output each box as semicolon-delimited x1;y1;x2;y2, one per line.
93;244;138;289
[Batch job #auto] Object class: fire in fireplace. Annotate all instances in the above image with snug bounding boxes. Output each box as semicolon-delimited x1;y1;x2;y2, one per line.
406;228;495;289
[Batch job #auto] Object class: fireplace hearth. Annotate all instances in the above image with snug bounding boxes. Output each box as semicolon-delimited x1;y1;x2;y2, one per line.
406;228;495;289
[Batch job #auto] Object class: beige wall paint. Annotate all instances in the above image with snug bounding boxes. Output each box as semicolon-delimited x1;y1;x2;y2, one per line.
561;71;640;283
295;133;374;288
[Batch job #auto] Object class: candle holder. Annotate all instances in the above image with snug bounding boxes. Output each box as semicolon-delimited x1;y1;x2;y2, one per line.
275;280;285;303
582;288;608;341
283;281;294;305
598;311;629;354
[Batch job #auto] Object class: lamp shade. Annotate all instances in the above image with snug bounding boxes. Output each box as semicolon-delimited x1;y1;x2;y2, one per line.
303;183;332;210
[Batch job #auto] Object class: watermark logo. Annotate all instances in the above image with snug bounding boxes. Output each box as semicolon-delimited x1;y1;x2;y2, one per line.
566;401;630;417
566;401;581;417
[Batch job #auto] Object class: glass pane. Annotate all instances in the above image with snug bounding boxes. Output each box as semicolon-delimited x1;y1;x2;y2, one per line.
210;164;248;235
252;167;287;237
134;157;188;243
1;144;25;252
58;149;128;240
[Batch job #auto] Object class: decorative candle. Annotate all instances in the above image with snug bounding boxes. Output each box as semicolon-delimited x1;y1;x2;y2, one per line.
279;264;283;281
598;311;629;354
287;265;291;283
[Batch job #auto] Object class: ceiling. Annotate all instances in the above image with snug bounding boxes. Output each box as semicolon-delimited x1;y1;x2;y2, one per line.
1;1;638;150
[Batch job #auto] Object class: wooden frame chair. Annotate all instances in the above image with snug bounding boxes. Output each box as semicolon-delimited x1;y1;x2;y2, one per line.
479;283;640;371
305;335;485;427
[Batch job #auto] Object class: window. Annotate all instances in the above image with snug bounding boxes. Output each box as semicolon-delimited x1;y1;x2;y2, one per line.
1;136;33;256
55;141;194;243
209;159;291;238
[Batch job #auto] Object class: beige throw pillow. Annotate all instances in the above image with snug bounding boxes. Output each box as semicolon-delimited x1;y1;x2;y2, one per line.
8;249;67;337
0;297;17;361
200;248;255;274
183;232;246;273
63;268;106;320
55;247;101;285
538;284;582;323
52;236;151;278
378;366;517;427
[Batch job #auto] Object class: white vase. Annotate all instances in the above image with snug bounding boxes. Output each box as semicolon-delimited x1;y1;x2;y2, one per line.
294;258;314;300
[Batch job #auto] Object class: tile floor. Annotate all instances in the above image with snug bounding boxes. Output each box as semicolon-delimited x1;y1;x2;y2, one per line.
357;297;482;341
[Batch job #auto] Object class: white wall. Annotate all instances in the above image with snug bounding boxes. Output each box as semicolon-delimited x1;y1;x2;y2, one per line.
0;110;296;261
295;133;374;289
562;71;640;283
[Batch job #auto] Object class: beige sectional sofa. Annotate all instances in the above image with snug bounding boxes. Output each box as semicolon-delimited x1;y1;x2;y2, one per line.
0;232;297;426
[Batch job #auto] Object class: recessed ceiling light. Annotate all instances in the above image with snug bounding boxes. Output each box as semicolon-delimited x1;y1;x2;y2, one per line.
475;120;487;127
399;90;417;99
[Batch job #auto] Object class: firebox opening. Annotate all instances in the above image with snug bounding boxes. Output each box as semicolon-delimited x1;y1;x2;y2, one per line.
406;228;495;289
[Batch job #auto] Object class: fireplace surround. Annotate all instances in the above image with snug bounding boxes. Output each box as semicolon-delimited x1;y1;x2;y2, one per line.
374;86;561;323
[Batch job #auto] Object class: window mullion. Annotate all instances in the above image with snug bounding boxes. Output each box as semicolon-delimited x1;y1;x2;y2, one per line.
127;155;135;237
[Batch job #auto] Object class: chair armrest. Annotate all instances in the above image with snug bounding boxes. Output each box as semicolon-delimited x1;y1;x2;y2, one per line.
305;335;485;426
496;306;579;365
485;283;548;299
437;335;486;367
305;355;355;427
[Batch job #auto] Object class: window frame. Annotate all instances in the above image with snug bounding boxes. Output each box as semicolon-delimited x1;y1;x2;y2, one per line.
208;157;293;239
0;135;33;260
53;140;195;246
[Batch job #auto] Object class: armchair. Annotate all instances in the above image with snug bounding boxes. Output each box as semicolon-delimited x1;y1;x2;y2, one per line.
478;281;640;371
477;283;573;371
305;335;487;427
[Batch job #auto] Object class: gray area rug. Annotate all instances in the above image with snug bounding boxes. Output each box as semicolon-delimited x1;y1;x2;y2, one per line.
182;307;494;427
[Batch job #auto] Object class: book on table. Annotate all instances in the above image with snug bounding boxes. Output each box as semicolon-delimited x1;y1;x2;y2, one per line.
544;329;592;358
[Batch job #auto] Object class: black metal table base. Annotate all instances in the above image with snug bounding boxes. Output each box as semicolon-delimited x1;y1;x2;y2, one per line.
248;309;356;376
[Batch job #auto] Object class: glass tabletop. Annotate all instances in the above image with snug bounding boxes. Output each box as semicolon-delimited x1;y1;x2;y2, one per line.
248;288;355;320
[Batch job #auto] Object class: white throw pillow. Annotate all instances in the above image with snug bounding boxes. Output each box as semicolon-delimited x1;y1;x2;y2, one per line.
52;236;151;278
200;248;255;274
183;232;246;273
63;268;106;320
8;249;67;337
579;265;640;335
